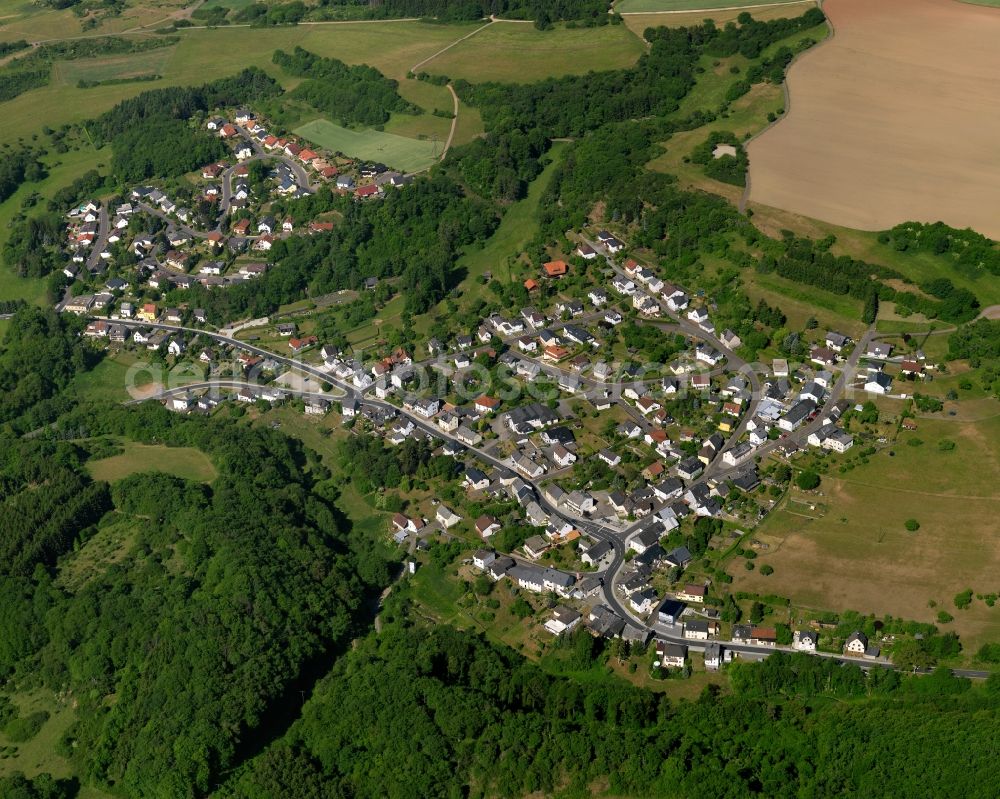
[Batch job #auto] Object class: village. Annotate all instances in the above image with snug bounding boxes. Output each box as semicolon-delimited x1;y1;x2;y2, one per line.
57;106;410;316
65;192;941;678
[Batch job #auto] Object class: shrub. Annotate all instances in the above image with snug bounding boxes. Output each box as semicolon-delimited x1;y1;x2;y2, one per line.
936;611;954;624
904;519;920;532
759;564;774;576
5;710;49;742
796;470;821;490
953;589;973;610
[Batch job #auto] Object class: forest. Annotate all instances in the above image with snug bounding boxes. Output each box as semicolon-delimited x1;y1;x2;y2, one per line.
273;48;415;126
0;400;396;797
224;623;1000;799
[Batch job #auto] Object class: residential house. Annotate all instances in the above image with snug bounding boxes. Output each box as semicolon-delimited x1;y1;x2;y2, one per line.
676;584;707;603
544;606;582;636
657;641;687;669
475;515;501;538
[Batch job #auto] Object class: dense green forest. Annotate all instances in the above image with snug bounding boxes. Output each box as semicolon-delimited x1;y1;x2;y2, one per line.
0;307;98;433
225;624;1000;799
274;48;415;126
0;401;396;796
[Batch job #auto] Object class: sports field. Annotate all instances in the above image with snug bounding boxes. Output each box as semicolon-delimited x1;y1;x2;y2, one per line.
748;0;1000;238
735;414;1000;652
87;441;218;483
615;0;808;12
296;118;441;173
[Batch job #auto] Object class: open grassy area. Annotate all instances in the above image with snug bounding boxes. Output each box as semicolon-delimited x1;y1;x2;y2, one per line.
87;440;217;483
733;413;1000;655
747;203;1000;309
295;118;441;173
421;21;645;83
0;690;90;787
53;46;176;85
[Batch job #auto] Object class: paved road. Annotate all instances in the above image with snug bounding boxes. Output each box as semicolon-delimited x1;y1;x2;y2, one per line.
86;204;109;275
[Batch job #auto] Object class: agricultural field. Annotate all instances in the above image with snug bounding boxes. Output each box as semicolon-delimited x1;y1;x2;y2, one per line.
748;0;1000;238
420;20;645;82
86;440;218;483
734;413;1000;654
295;118;442;173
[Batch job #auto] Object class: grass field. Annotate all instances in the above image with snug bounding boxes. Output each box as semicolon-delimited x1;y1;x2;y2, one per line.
53;46;176;85
616;0;809;11
295;118;441;173
421;21;645;83
87;441;217;483
733;414;1000;654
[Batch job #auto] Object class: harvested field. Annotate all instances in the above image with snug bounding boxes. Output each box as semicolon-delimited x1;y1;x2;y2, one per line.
748;0;1000;238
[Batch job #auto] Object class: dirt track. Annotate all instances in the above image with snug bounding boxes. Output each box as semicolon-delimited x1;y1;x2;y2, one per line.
747;0;1000;238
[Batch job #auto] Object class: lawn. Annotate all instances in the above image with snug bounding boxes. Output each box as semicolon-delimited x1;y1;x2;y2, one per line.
733;414;1000;655
421;21;645;83
616;0;809;11
86;440;217;483
295;118;441;173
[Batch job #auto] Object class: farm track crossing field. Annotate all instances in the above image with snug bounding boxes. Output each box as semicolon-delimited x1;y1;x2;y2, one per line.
86;441;218;483
295;118;440;173
748;0;1000;238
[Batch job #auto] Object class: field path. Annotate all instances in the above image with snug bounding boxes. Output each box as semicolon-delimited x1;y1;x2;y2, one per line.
439;84;460;162
409;19;495;73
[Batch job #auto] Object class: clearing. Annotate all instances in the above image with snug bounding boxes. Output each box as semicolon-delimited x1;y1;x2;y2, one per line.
86;440;217;483
734;414;1000;653
748;0;1000;238
295;118;441;173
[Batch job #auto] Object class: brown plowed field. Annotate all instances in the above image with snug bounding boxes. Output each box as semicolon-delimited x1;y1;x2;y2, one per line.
747;0;1000;237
